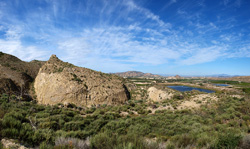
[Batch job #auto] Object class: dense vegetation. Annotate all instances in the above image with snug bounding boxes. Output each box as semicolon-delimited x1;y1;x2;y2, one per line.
0;91;250;149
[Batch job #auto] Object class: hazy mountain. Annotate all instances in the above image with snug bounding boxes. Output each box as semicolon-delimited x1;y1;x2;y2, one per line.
114;71;162;78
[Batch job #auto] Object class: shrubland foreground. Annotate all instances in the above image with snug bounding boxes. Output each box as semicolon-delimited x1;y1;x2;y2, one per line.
1;91;250;149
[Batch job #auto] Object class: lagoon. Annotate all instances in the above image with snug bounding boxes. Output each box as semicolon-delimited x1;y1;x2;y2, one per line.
214;84;229;87
167;85;215;93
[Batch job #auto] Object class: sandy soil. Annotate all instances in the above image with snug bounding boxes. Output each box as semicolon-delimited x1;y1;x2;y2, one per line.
148;94;218;113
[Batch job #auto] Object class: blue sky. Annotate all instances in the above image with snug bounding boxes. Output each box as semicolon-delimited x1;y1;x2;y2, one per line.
0;0;250;76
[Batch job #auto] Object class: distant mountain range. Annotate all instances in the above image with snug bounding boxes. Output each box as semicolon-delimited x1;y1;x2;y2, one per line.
113;71;250;83
113;71;162;78
203;74;240;78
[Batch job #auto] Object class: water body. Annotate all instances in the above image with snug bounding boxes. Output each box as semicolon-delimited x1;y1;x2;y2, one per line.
214;84;229;87
167;86;215;93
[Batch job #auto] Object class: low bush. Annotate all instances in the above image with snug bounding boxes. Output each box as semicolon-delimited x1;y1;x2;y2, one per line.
32;129;54;145
0;142;3;149
215;132;242;149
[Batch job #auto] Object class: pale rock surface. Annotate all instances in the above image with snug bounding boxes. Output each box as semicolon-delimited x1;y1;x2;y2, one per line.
147;87;173;102
1;139;29;149
34;55;130;107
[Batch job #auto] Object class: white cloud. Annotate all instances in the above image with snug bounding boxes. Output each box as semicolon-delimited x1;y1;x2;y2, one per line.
227;44;250;58
179;46;227;65
209;22;217;29
4;26;23;40
0;39;48;61
161;0;177;10
124;0;171;28
0;25;4;31
56;27;181;70
58;37;91;64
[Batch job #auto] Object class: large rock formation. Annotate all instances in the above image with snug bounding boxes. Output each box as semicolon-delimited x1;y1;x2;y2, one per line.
34;55;130;107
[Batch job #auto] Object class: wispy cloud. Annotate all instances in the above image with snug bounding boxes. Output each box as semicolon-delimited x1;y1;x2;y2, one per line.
161;0;178;10
179;46;228;65
125;0;171;28
0;39;48;61
0;0;249;74
0;25;48;61
57;27;180;66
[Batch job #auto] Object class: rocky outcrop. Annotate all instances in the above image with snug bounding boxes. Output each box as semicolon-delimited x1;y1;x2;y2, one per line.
0;52;45;97
1;139;29;149
147;87;174;102
34;55;130;107
0;78;19;95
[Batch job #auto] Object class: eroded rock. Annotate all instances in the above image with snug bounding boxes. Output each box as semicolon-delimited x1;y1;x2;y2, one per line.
147;87;174;102
34;55;130;107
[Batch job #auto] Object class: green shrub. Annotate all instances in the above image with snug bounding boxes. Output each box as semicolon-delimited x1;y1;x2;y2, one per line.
103;112;120;120
62;110;77;117
0;109;5;119
1;128;19;138
19;123;34;144
32;129;54;145
90;132;116;149
0;141;3;149
102;120;129;134
243;88;250;94
117;133;145;149
128;124;151;136
166;142;175;149
85;118;107;134
91;132;145;149
86;107;96;114
215;132;241;149
39;141;54;149
63;121;84;131
171;134;196;148
1;111;27;138
0;93;9;101
39;121;58;130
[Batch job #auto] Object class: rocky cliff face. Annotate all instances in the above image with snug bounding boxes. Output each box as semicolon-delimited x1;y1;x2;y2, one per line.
34;55;130;107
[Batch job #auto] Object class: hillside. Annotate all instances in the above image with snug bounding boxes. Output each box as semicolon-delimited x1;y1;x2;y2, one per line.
34;55;130;107
0;52;45;96
114;71;162;78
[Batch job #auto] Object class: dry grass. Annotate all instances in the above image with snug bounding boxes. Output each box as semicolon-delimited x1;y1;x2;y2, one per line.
240;134;250;149
55;137;90;149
